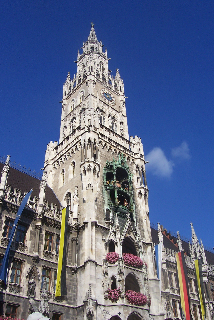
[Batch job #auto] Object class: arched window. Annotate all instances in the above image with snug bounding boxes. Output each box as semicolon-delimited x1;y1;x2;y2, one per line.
109;317;122;320
79;91;84;103
122;237;137;256
69;161;75;179
59;169;65;187
109;240;115;253
65;192;71;208
127;313;142;320
125;273;140;293
71;100;75;111
111;276;117;290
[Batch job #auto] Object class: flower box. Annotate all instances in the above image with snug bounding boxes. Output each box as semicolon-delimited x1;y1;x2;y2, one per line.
106;252;119;264
125;290;147;306
107;288;121;302
123;253;144;268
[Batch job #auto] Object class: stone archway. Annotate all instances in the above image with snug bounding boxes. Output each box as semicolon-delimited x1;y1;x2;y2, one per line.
122;237;137;255
109;316;122;320
127;312;142;320
125;273;140;292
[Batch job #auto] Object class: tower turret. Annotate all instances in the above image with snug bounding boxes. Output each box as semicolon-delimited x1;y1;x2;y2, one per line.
44;25;161;320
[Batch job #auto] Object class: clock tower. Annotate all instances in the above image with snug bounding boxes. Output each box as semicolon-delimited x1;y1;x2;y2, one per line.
44;24;163;320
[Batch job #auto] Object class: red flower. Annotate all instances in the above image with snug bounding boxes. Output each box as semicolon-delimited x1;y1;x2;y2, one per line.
123;253;144;268
107;288;121;302
125;290;147;306
106;252;119;264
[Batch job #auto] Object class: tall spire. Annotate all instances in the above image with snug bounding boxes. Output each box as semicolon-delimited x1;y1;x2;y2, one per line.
0;155;10;200
81;23;102;55
190;222;201;260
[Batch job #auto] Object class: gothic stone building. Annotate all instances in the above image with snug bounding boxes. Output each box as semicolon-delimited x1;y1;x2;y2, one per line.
0;25;213;320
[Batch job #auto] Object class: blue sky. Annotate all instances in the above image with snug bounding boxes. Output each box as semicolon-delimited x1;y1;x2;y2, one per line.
1;0;214;250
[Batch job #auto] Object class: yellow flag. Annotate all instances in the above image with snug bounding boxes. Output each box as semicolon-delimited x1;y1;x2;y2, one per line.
195;259;205;320
55;207;66;297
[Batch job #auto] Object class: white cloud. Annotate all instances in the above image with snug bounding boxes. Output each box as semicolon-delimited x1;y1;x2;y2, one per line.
145;147;174;178
171;141;191;160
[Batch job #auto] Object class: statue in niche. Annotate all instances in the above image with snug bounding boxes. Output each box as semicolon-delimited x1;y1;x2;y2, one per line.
28;278;36;298
73;187;79;219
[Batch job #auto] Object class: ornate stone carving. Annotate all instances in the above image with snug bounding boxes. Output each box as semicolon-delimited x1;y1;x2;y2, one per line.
27;278;36;298
9;283;21;294
39;281;49;316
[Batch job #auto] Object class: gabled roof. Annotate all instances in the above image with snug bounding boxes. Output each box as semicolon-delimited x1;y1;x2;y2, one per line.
0;163;61;208
151;226;214;264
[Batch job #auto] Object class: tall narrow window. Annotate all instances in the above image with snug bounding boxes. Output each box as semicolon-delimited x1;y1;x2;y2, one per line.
44;232;53;252
172;299;178;317
192;304;198;320
62;169;65;185
174;272;179;289
168;271;173;288
111;276;117;290
189;278;193;292
3;219;13;238
56;235;60;255
10;261;22;285
41;268;51;291
53;270;57;293
69;161;75;179
109;240;115;252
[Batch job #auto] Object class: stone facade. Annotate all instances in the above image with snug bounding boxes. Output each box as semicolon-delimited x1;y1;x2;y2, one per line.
0;25;213;320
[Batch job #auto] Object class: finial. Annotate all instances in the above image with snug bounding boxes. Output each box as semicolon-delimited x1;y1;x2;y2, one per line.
200;239;208;266
5;155;10;165
157;223;163;244
190;222;201;260
91;22;94;28
177;231;183;251
190;222;198;243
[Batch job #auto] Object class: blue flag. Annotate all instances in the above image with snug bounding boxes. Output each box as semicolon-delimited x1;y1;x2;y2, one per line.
155;243;162;293
0;189;33;287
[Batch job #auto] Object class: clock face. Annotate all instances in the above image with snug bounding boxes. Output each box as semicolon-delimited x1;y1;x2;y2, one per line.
103;92;113;102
